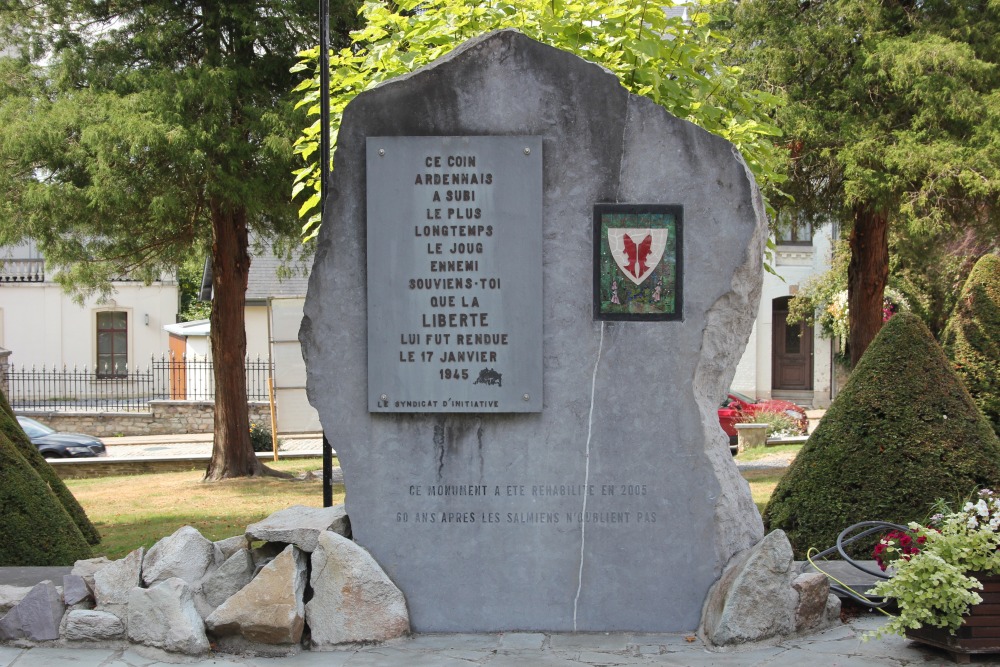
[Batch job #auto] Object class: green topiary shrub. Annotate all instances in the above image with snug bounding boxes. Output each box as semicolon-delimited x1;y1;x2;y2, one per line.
0;430;93;565
0;390;100;545
763;312;1000;559
942;253;1000;438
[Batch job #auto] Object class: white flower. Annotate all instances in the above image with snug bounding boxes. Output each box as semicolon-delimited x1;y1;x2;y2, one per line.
977;499;990;517
968;516;980;530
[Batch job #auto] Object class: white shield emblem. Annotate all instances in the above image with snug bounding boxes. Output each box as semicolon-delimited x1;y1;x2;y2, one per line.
607;228;669;285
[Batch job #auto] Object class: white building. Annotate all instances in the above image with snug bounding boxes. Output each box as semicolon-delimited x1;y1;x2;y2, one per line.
732;219;838;408
0;240;178;373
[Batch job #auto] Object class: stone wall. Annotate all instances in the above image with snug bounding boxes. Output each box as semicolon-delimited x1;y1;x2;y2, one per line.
19;402;272;437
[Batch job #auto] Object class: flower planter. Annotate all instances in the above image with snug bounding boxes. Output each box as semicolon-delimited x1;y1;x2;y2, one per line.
906;573;1000;664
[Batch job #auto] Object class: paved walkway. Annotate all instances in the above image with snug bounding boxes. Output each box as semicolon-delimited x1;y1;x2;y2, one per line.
0;616;980;666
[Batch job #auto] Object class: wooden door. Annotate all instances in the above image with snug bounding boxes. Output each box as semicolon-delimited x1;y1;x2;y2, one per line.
772;297;813;391
168;334;187;400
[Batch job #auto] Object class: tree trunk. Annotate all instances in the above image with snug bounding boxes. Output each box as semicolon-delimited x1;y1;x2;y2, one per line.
847;203;889;368
204;199;262;480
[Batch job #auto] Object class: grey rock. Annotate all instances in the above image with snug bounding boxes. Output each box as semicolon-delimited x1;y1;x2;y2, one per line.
251;541;285;567
6;580;65;641
94;547;143;619
0;585;30;615
0;606;22;640
205;544;307;644
214;535;249;562
306;531;409;647
142;525;216;587
71;556;112;591
127;578;209;655
199;548;255;613
825;593;842;625
700;530;798;645
62;609;126;641
62;574;92;607
245;504;349;553
301;29;766;632
793;572;832;631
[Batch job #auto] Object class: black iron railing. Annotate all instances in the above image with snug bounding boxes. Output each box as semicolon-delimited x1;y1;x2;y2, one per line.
6;355;272;412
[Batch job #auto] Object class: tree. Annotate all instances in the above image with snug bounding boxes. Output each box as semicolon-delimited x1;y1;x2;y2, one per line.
730;0;1000;366
0;1;356;479
290;0;787;241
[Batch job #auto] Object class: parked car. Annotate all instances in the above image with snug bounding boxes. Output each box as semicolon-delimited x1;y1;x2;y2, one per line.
15;416;107;458
718;391;808;450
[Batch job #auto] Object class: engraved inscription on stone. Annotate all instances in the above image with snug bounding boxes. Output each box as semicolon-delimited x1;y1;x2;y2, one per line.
366;136;542;413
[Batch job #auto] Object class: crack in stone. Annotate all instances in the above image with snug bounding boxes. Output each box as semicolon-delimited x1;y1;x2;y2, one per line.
573;320;605;631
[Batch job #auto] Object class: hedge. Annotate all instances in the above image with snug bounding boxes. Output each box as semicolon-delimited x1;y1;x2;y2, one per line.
0;389;100;545
943;253;1000;438
763;312;1000;558
0;430;93;565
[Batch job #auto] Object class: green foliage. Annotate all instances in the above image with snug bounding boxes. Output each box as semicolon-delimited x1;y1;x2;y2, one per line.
249;421;281;453
731;0;1000;361
0;390;100;545
0;430;93;565
867;491;1000;638
0;0;328;297
943;254;1000;437
176;255;212;323
763;313;1000;559
291;0;786;239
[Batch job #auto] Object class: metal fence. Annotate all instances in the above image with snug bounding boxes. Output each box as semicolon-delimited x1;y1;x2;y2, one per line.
6;355;272;412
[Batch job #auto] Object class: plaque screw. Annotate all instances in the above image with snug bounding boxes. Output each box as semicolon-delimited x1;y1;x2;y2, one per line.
523;393;530;401
378;148;385;157
523;147;531;155
380;393;388;401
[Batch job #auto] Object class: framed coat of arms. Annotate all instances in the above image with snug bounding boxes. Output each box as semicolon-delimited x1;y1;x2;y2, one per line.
594;204;683;321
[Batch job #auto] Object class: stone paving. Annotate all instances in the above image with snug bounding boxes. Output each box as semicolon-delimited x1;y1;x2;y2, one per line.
0;616;985;665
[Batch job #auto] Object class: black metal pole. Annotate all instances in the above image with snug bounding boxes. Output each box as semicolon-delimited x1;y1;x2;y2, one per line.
319;0;333;508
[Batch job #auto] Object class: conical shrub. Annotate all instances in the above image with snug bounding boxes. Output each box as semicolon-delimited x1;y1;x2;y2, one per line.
943;253;1000;438
763;312;1000;558
0;430;93;565
0;390;100;544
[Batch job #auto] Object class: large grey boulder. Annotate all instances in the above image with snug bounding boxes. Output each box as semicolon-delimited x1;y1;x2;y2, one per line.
301;29;767;632
245;505;349;553
306;531;409;647
62;609;126;641
700;530;837;645
143;525;217;587
94;547;143;619
127;578;209;655
0;580;64;641
205;544;307;644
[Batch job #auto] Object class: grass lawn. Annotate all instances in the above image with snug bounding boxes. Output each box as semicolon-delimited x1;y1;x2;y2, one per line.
734;444;802;513
66;451;796;560
741;468;788;514
67;457;343;560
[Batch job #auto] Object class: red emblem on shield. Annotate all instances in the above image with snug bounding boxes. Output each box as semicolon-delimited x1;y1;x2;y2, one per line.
607;228;668;285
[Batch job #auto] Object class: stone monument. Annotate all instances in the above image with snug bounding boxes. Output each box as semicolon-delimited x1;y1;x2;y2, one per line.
302;30;767;632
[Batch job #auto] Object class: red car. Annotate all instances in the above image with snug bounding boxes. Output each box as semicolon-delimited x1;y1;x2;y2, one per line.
719;391;808;448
